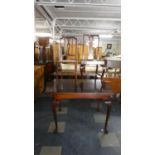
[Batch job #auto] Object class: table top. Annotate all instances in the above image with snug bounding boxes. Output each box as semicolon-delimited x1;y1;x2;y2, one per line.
46;79;113;95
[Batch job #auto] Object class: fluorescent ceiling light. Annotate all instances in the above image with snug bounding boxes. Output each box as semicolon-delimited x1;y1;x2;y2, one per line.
35;32;51;37
49;38;53;43
100;34;113;38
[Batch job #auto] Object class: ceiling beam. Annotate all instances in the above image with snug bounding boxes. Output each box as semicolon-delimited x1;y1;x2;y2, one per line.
54;10;120;14
35;6;53;34
42;5;63;36
56;17;121;21
35;6;52;25
57;25;119;30
56;19;120;27
43;5;56;19
61;33;121;38
35;1;121;7
61;27;116;32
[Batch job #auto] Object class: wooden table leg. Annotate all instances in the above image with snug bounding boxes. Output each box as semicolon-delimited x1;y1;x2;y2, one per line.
80;66;83;79
104;102;112;134
58;102;62;111
95;64;98;80
75;62;77;81
96;99;100;112
80;65;85;79
51;101;59;133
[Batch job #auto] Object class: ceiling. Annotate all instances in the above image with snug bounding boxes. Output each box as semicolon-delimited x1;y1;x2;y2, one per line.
34;0;121;41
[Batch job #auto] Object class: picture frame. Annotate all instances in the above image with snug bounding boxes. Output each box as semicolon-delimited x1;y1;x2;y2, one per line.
107;44;112;49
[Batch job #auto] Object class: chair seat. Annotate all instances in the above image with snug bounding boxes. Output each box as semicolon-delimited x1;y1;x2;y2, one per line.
61;63;80;72
85;66;103;73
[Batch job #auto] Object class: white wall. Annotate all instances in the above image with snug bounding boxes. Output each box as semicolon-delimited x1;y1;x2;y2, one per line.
101;40;121;56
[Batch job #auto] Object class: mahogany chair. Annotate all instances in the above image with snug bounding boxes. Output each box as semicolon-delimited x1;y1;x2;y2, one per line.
100;60;121;101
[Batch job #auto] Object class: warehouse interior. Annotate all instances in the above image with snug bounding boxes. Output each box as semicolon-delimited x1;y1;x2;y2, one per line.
34;0;121;155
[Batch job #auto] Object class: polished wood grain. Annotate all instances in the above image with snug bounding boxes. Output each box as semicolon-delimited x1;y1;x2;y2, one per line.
34;65;45;98
53;92;111;100
102;77;121;94
46;79;113;134
38;37;49;46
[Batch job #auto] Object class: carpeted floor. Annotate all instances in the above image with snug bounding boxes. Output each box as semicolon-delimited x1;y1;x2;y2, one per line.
34;95;121;155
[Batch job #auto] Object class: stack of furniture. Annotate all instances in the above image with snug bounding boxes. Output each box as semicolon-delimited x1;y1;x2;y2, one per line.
101;58;121;96
35;38;54;79
56;37;79;80
34;38;54;99
80;35;104;78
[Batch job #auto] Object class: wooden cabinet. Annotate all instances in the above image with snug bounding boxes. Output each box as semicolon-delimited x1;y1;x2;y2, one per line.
34;38;54;82
34;65;45;98
44;45;54;80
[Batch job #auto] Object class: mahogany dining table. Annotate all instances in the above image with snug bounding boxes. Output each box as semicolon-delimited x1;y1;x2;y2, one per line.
46;78;113;134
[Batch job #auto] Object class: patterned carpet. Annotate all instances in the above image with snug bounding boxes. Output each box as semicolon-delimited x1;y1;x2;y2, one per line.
34;95;121;155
